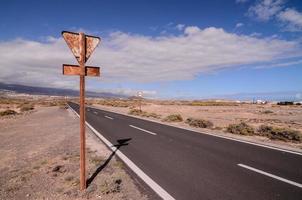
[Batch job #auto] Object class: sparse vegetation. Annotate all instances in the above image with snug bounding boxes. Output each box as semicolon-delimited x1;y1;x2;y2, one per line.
100;178;122;194
97;100;133;107
39;100;67;107
261;110;274;114
226;122;255;136
156;100;240;106
258;125;302;142
19;104;34;112
64;175;74;182
0;109;17;116
128;109;161;119
91;155;104;165
163;114;183;122
188;101;239;106
226;122;302;143
277;101;294;105
185;117;213;128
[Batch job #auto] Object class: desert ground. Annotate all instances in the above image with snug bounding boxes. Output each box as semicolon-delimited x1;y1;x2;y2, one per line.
0;99;148;200
1;96;302;199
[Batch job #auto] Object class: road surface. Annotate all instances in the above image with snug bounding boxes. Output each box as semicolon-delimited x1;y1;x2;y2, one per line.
68;102;302;200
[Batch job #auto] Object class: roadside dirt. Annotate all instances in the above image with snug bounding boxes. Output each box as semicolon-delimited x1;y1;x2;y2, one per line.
92;103;302;152
0;107;148;200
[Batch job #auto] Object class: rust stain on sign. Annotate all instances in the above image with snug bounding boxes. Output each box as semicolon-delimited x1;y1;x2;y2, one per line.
62;31;101;63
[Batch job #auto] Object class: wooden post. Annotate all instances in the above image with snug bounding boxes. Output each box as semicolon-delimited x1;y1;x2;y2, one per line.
79;32;86;190
139;99;142;112
62;30;100;191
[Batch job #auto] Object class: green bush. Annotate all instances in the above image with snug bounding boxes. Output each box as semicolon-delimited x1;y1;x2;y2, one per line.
163;114;183;122
185;117;213;128
226;122;255;135
258;125;302;142
0;109;17;116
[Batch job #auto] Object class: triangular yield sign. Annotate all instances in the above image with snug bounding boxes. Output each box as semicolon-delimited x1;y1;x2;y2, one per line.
62;31;101;63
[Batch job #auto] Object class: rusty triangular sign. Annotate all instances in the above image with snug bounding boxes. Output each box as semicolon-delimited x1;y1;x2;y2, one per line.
62;31;101;63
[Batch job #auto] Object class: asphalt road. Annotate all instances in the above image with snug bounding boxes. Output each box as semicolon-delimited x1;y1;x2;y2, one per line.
68;102;302;200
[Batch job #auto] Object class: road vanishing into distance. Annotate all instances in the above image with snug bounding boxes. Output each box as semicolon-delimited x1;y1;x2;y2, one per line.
68;102;302;200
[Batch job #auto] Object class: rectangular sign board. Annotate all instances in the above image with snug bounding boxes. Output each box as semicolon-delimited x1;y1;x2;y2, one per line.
63;64;100;76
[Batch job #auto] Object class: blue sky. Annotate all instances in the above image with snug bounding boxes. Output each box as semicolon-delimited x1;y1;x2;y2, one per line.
0;0;302;100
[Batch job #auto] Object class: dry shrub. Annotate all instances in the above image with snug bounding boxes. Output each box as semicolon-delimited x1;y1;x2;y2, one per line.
19;104;34;112
185;117;213;128
258;125;302;142
97;100;132;107
163;114;183;122
188;101;239;106
128;109;161;119
227;122;255;135
0;97;28;105
100;178;122;194
39;100;67;107
261;110;274;114
0;109;17;116
128;109;142;115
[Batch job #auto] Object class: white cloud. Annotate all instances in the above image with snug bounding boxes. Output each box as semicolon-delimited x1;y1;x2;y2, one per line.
235;23;244;28
246;0;302;32
248;0;284;21
184;26;201;35
0;26;301;91
250;32;262;37
254;59;302;68
176;24;185;31
277;8;302;31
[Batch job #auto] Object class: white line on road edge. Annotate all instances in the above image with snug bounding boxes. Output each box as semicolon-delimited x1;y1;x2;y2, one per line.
68;105;175;200
238;164;302;188
104;115;113;120
129;125;157;136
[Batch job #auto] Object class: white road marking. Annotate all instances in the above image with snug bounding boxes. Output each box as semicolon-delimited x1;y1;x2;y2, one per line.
68;105;175;200
129;125;157;136
94;111;98;114
238;164;302;188
104;115;113;120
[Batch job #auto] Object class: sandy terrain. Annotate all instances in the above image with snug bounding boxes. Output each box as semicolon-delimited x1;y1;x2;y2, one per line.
0;106;148;200
92;102;302;151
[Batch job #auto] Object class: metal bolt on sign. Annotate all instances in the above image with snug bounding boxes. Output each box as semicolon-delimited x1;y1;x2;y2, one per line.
62;31;101;190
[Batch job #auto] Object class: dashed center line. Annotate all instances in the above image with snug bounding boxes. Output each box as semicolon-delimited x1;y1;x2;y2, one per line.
238;163;302;188
104;115;113;120
94;111;98;114
129;125;157;136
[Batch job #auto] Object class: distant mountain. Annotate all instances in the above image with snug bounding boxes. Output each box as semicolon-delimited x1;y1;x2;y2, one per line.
0;82;127;98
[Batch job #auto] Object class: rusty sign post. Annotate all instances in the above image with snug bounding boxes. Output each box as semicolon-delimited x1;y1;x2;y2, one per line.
62;31;101;190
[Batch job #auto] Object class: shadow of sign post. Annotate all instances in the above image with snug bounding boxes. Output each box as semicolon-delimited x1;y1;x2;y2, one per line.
62;31;101;190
